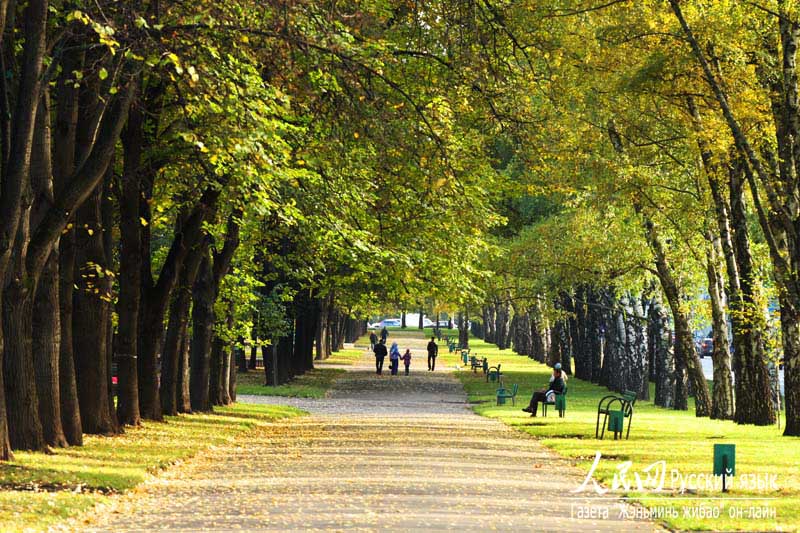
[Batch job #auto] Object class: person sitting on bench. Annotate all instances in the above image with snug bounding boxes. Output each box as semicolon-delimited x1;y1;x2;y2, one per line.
522;363;566;416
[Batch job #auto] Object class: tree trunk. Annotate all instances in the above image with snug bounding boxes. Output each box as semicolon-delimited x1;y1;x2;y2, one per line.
728;161;775;424
3;284;44;450
483;305;495;343
220;306;234;405
315;295;329;360
458;309;470;349
292;293;319;376
57;229;82;445
209;333;224;406
707;235;735;420
116;101;143;427
0;291;11;458
495;298;510;349
32;249;67;447
52;43;83;447
0;0;49;457
73;186;117;434
190;252;214;412
649;297;675;408
779;300;800;435
29;92;67;448
642;216;706;413
160;241;207;415
177;332;191;413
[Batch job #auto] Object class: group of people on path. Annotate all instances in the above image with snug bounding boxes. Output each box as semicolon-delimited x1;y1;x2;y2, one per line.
369;327;566;415
369;331;439;376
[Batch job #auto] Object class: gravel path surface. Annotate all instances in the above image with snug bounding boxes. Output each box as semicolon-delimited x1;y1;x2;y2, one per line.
86;351;659;532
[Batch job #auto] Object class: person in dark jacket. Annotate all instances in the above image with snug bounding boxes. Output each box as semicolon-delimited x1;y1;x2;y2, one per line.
427;337;438;371
522;363;567;416
369;331;378;351
380;326;389;343
373;339;388;375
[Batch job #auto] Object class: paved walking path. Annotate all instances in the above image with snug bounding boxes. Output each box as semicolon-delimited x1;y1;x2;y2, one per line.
87;344;658;532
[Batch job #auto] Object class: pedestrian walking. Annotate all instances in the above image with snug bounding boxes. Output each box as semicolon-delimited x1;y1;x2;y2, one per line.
380;326;389;343
402;349;412;375
369;331;378;351
427;336;438;371
373;339;387;375
389;342;401;375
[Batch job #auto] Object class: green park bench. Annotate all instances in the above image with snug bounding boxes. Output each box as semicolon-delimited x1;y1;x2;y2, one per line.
496;383;518;406
542;385;567;417
595;390;637;440
486;364;502;383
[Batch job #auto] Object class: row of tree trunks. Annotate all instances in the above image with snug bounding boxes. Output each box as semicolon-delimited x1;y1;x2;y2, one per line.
669;0;796;435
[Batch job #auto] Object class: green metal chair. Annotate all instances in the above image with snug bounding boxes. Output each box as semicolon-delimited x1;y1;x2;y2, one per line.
496;383;519;406
543;385;567;417
487;364;502;383
596;390;636;440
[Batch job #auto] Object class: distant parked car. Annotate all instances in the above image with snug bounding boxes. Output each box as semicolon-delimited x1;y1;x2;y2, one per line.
698;338;713;358
370;318;402;328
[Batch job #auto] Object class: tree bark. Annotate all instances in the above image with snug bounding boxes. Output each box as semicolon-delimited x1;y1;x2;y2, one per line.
32;249;67;447
116;99;144;427
707;234;735;420
190;252;214;412
52;42;83;447
649;296;675;408
177;332;192;413
160;240;207;415
30;91;67;448
73;185;117;434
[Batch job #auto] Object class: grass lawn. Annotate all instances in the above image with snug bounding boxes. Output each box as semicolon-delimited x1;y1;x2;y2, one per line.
0;402;303;533
439;337;799;531
316;347;365;366
235;367;345;398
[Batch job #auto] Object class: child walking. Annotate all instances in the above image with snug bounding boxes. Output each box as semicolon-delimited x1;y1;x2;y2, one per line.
402;349;412;375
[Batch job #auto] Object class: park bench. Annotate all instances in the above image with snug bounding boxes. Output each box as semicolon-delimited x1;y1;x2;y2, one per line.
595;390;636;440
486;364;502;383
542;385;567;417
496;383;518;406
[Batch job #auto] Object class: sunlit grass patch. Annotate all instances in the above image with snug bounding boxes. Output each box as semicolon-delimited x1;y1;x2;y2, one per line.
236;367;345;398
0;402;303;532
316;347;365;365
446;336;799;532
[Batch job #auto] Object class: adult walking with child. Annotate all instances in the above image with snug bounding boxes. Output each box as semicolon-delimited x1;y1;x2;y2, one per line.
389;342;401;375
